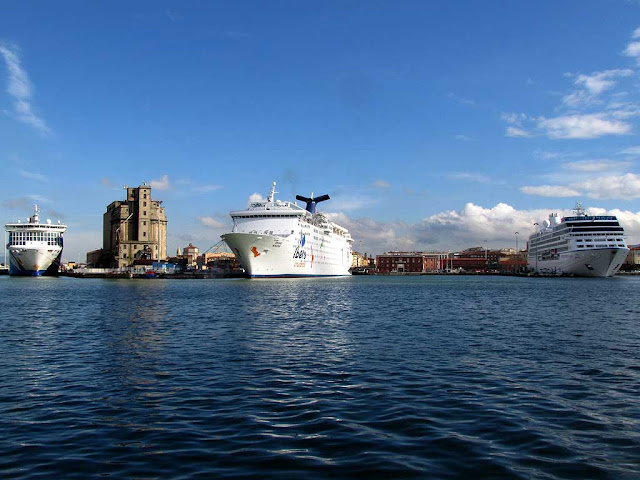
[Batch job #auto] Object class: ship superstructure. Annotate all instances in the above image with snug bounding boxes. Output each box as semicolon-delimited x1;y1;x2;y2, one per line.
222;182;353;277
527;203;628;277
5;205;67;276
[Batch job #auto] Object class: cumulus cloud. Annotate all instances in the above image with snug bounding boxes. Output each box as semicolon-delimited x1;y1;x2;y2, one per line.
150;174;171;190
248;193;265;205
502;113;533;137
505;126;532;138
520;185;581;197
537;114;632;139
507;28;640;140
329;204;640;253
577;173;640;200
522;173;640;200
623;41;640;59
563;69;634;108
198;216;226;228
0;42;50;134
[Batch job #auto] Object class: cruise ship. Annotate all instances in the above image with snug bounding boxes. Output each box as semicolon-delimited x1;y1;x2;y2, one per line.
5;205;67;276
222;182;353;277
527;203;629;277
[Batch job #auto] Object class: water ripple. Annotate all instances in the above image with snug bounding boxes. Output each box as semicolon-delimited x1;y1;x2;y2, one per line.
0;276;639;478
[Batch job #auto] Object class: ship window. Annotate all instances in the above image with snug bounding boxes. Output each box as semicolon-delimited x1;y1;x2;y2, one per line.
577;245;584;248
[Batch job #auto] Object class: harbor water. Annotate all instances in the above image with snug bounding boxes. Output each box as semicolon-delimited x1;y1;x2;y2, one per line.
0;275;638;479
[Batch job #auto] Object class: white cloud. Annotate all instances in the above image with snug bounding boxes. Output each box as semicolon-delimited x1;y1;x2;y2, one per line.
0;42;50;135
150;174;171;190
623;41;640;59
505;126;532;138
563;159;630;172
248;193;265;205
198;216;226;228
634;27;640;39
619;146;640;155
572;69;633;96
332;202;640;253
522;173;640;200
373;180;390;188
520;185;581;197
577;173;640;200
537;114;632;139
447;172;492;183
18;169;47;182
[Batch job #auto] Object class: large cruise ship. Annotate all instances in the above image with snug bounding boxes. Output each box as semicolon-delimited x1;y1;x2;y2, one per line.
527;203;629;277
222;182;353;277
5;205;67;276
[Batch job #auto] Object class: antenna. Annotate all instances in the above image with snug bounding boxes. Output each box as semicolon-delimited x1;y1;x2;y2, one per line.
267;182;277;203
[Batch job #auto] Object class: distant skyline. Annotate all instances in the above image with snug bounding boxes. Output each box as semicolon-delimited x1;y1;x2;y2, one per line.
2;1;640;261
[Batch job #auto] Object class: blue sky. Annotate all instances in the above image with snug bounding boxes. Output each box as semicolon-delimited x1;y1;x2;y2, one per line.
3;1;640;260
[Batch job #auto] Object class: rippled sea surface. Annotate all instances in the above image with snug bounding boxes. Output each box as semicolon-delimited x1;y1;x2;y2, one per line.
1;275;639;479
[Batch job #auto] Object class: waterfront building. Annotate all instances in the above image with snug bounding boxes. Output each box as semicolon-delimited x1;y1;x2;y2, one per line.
183;243;200;266
376;251;440;273
623;245;640;270
351;251;374;268
102;183;167;268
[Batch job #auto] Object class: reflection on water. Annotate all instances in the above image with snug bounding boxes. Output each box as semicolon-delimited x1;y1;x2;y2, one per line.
0;275;639;479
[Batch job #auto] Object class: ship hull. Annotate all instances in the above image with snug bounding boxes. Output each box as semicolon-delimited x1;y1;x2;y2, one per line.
222;232;351;278
528;247;629;277
8;246;63;276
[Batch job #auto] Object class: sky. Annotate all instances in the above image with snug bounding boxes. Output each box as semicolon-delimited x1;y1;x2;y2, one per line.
3;1;640;261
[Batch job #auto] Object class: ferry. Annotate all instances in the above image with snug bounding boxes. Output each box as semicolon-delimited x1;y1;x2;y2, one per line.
527;203;629;277
5;205;67;276
222;182;353;277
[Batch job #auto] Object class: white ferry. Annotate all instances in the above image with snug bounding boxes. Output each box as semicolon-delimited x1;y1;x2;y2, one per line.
222;182;353;277
527;203;629;277
5;205;67;276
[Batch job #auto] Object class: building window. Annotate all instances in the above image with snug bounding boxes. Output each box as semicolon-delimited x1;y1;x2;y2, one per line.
143;232;147;237
143;211;147;216
143;221;147;226
144;202;147;207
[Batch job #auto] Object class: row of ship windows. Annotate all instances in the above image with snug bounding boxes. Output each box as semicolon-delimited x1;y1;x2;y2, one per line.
8;232;63;246
576;238;623;242
577;244;625;248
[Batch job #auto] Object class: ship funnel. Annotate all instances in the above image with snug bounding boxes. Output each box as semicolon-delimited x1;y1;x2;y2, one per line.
295;193;330;213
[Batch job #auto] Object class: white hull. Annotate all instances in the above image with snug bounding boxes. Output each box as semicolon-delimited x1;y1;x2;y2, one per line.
9;245;62;276
528;247;628;277
223;232;351;277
